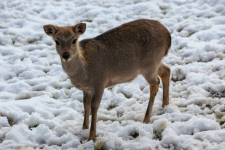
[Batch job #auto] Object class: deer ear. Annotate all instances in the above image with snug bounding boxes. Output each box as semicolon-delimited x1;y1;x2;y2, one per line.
73;23;86;35
43;24;57;36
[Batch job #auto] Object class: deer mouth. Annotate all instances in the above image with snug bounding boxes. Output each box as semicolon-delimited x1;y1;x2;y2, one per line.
62;57;72;62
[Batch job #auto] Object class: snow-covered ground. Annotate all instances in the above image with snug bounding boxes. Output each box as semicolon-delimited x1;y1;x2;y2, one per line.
0;0;225;149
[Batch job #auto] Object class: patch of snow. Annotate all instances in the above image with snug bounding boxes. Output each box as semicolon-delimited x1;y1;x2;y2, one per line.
0;0;225;149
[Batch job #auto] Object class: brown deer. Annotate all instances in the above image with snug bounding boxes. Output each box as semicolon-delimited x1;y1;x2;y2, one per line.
43;19;171;141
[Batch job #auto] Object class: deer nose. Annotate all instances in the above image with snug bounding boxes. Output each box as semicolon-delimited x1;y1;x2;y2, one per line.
62;52;70;60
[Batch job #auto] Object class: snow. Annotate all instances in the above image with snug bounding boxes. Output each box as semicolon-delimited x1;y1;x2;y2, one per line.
0;0;225;149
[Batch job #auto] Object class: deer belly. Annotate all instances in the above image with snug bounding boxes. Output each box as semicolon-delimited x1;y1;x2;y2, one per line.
106;71;139;88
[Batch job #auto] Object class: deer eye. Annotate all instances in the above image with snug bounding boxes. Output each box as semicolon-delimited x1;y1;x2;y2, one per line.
72;39;77;44
55;40;60;45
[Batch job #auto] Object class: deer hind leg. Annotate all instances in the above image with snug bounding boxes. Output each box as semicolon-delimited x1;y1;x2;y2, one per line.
142;74;160;124
157;63;170;107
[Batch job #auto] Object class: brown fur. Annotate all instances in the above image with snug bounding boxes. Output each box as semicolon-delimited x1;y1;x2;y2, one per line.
43;19;171;141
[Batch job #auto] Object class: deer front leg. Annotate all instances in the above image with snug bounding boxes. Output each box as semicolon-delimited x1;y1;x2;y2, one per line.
88;87;104;141
83;91;92;129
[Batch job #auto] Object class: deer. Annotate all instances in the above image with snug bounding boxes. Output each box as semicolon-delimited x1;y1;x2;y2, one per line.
43;19;171;141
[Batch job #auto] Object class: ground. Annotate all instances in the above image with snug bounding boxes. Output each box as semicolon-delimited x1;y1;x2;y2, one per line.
0;0;225;149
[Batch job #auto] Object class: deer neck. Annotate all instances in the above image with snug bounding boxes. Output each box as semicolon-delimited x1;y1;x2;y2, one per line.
61;49;88;89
